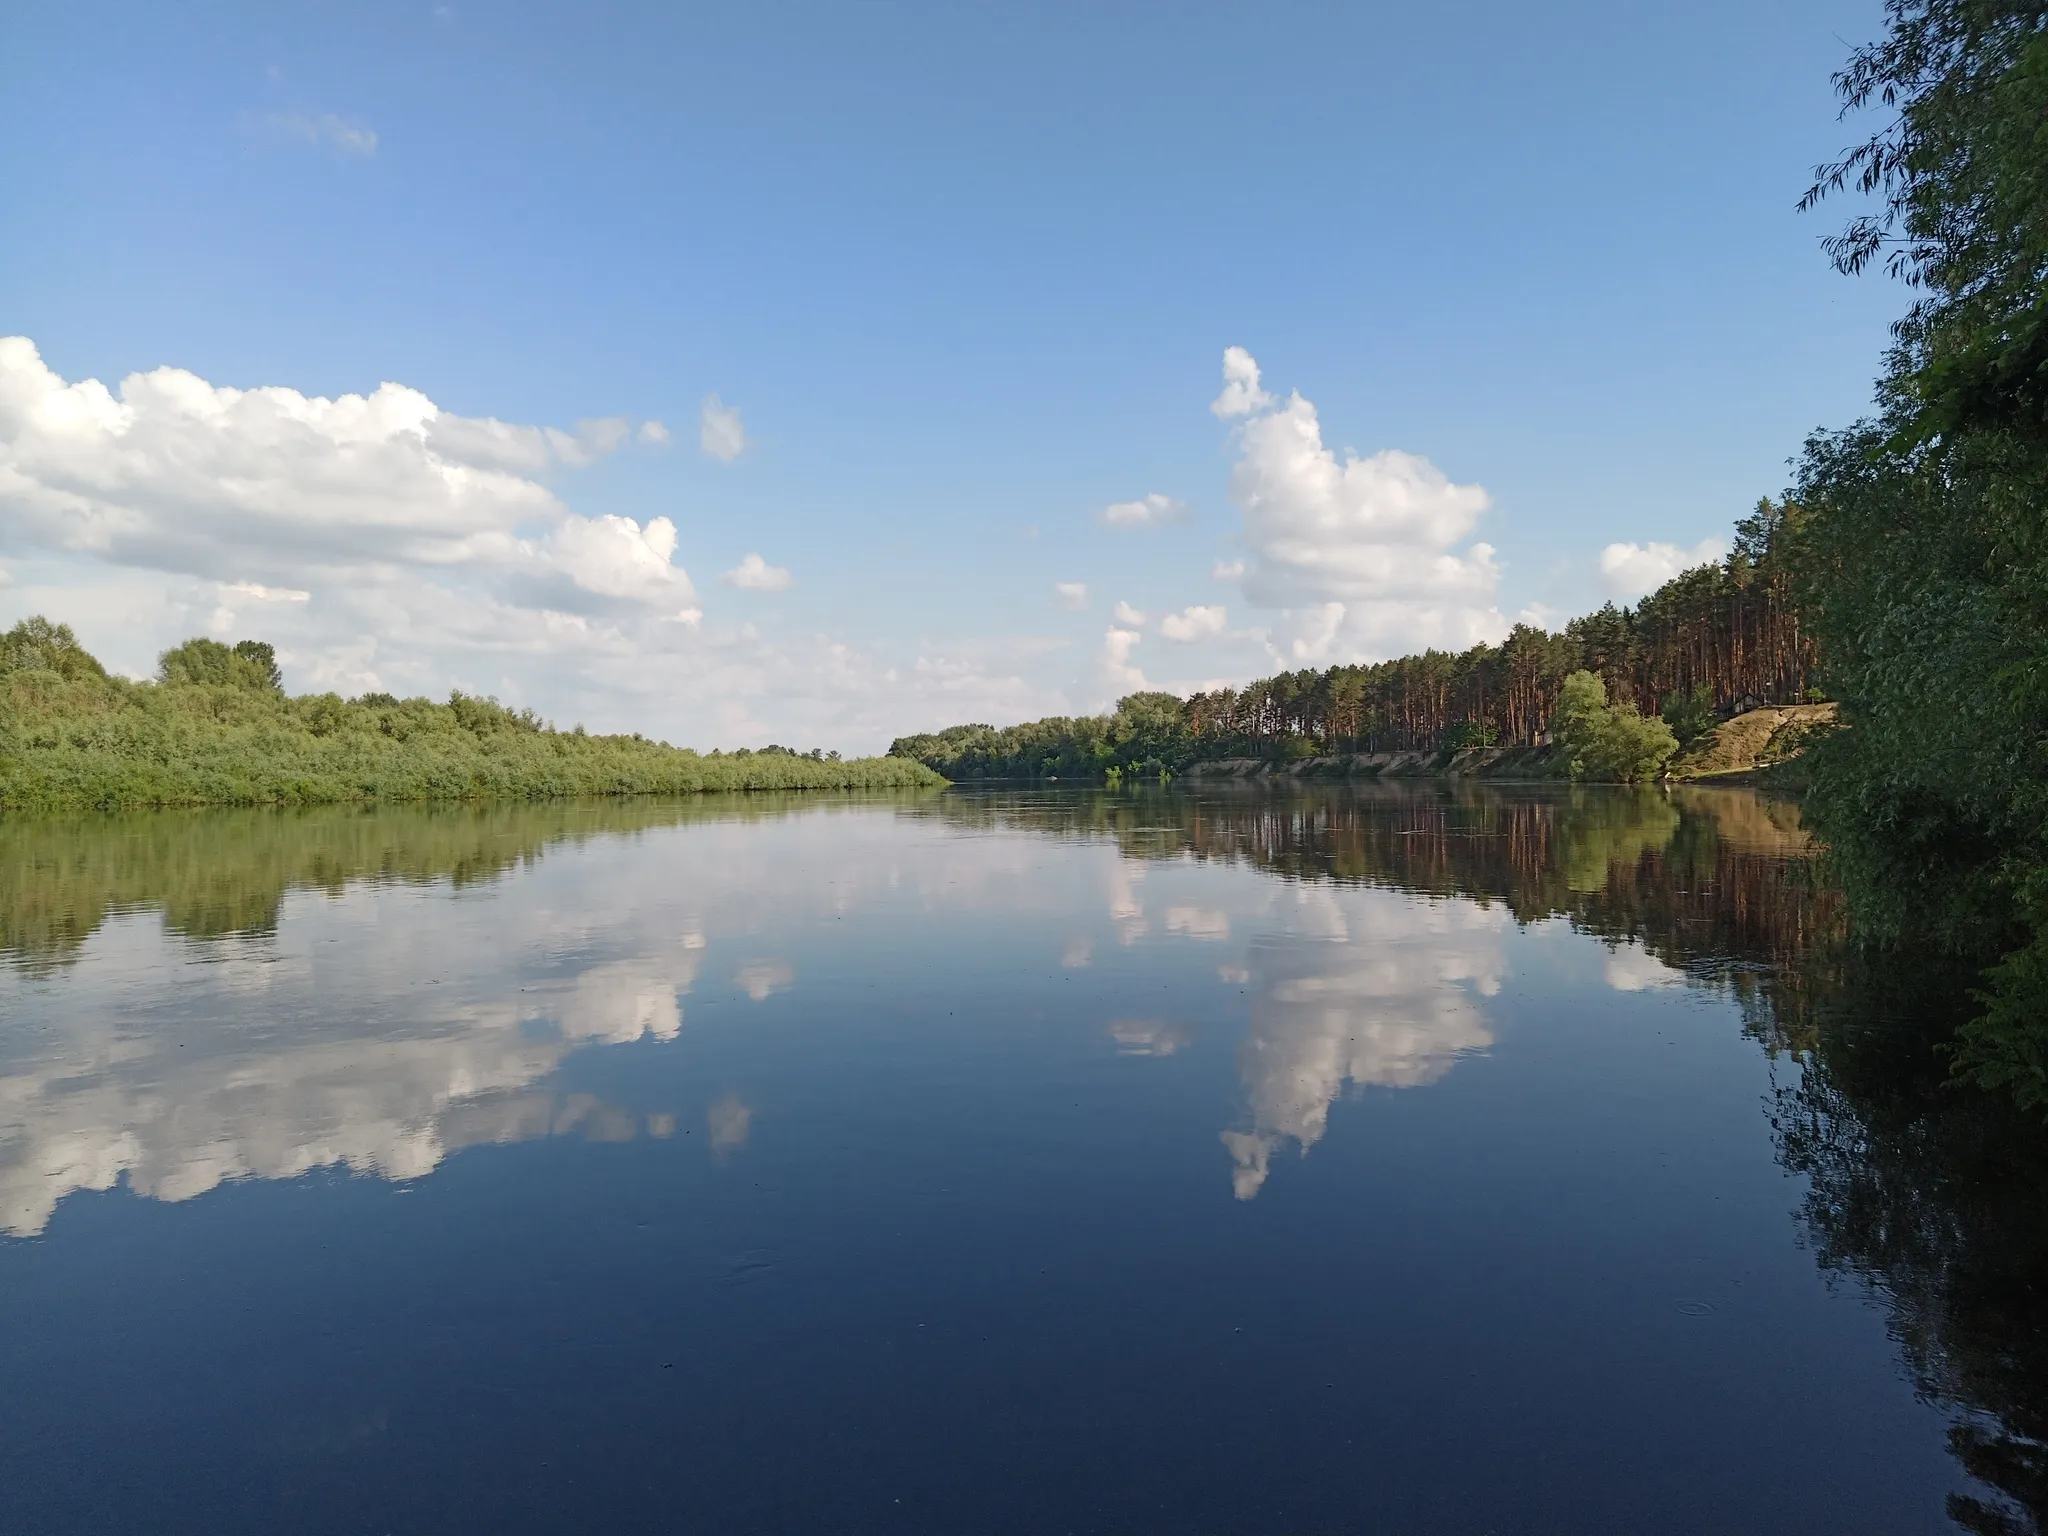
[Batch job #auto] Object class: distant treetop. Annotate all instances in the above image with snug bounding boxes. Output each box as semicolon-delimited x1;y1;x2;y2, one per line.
0;617;109;682
158;637;284;692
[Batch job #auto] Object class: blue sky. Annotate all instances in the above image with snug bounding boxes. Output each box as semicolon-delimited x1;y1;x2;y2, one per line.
0;0;1899;750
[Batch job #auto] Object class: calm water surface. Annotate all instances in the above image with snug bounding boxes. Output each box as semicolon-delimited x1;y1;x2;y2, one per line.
0;785;2040;1534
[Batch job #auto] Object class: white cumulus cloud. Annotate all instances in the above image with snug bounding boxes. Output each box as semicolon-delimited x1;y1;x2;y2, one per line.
0;338;960;745
0;337;684;611
1113;600;1146;625
548;515;695;604
699;394;747;462
1216;347;1506;664
1055;581;1089;610
720;553;791;592
1102;492;1186;528
0;337;1088;753
1158;604;1227;643
1102;626;1146;693
1598;538;1726;600
1210;345;1273;419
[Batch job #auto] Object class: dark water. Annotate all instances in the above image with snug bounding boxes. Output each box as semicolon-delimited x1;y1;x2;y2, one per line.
0;785;2041;1534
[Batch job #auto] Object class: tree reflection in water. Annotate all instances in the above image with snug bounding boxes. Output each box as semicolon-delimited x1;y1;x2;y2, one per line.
927;782;2048;1535
1772;965;2048;1536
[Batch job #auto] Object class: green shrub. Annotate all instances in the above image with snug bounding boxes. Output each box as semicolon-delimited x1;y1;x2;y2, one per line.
1552;670;1678;782
1659;684;1716;748
0;617;107;682
158;637;283;691
1444;719;1501;750
0;619;943;812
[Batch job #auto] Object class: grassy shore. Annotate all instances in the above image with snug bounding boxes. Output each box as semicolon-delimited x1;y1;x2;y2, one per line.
0;631;942;812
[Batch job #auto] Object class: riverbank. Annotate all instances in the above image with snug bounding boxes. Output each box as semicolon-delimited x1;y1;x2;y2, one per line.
1177;704;1836;785
0;665;941;813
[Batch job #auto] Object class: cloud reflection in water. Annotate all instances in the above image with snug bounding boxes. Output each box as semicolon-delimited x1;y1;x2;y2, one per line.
0;791;1567;1234
0;919;700;1236
1219;893;1502;1199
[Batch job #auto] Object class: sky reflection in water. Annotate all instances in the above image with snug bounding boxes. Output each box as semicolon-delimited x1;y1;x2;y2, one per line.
0;787;2020;1534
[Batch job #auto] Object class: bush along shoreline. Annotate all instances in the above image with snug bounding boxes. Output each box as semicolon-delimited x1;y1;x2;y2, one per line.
0;620;944;813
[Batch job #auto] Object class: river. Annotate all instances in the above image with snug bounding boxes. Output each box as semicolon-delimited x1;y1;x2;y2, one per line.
0;784;2037;1533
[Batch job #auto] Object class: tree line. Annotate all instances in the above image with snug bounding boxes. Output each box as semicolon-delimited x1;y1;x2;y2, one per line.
1784;0;2048;1104
892;498;1814;782
0;618;939;810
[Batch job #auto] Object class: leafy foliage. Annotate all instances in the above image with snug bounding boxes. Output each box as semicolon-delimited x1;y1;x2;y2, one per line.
0;620;941;812
158;636;285;691
1792;0;2048;1099
890;692;1190;783
1551;671;1680;782
1660;683;1717;747
0;617;107;682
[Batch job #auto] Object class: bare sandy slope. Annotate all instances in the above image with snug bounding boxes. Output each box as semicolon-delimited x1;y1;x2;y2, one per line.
1673;703;1837;778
